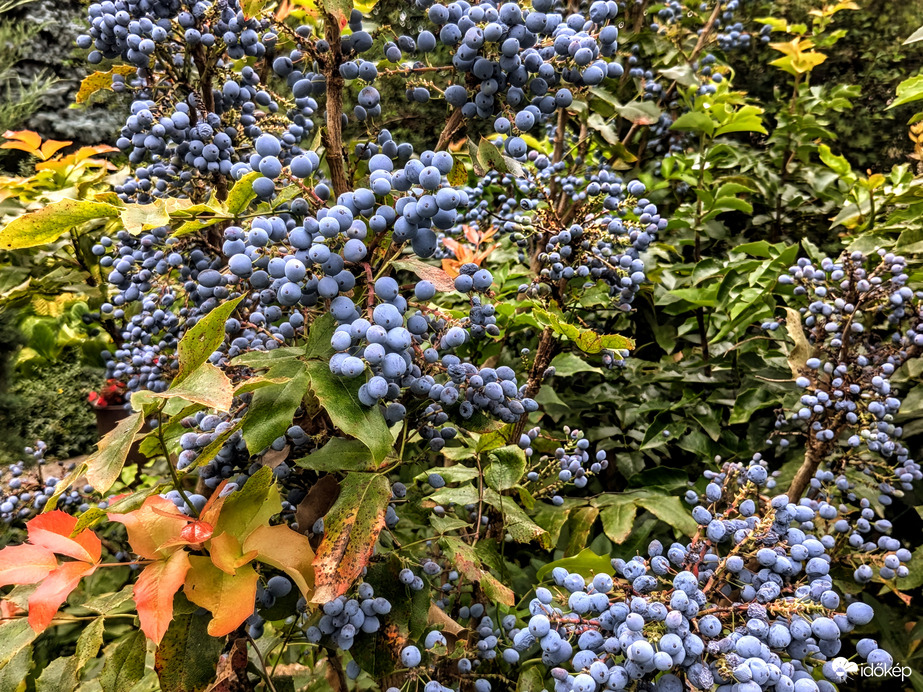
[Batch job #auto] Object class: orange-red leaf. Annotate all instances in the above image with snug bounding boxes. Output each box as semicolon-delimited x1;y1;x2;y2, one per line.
180;520;214;545
1;130;42;155
39;139;73;161
184;556;258;637
134;550;191;644
109;496;190;559
27;511;101;563
0;544;57;587
243;524;315;596
208;532;258;576
27;560;97;632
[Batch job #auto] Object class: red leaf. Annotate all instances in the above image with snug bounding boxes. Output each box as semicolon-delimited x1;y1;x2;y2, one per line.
27;561;97;632
109;496;190;559
180;520;214;545
134;551;191;644
27;511;101;563
0;544;57;587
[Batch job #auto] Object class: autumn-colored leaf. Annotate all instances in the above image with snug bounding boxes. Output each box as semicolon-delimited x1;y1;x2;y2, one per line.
0;544;57;587
109;496;190;560
208;532;258;576
243;524;315;596
85;410;145;493
1;130;42;155
27;511;101;564
28;561;98;632
134;550;191;644
311;473;390;603
184;556;258;637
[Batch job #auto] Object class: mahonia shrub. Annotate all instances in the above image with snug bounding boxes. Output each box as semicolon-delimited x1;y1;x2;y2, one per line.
0;0;921;690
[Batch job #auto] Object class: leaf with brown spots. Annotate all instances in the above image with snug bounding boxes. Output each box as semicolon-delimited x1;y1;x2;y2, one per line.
310;473;390;603
438;537;514;606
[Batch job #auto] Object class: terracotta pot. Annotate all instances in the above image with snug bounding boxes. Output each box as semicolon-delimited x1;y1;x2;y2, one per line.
93;405;147;466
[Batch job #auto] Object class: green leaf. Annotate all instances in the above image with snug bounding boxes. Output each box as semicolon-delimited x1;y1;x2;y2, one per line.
36;616;105;692
549;352;603;377
295;437;380;472
430;515;470;534
154;610;226;692
730;387;781;425
634;494;697;536
565;506;600;556
303;311;337;360
213;466;282;542
888;74;923;109
0;642;30;692
670;111;715;135
0;619;38;672
305;360;392;463
533;306;634;353
483;489;549;547
85;411;145;493
439;537;514;605
484;445;526;491
175;295;245;385
416;466;480;484
477;136;510;173
224;171;262;215
312;473;391;603
134;363;233;413
241;359;310;454
597;499;637;544
817;144;852;177
658;64;698;87
616;101;662;125
0;199;119;249
100;631;147;692
536;548;613;581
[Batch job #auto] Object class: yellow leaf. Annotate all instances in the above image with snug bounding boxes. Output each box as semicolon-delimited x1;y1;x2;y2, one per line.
75;66;139;104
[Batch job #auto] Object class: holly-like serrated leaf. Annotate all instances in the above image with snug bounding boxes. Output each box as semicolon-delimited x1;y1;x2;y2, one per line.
305;360;392;463
155;609;224;692
100;631;147;692
0;544;57;587
85;411;145;494
75;66;138;104
0;619;38;672
243;524;315;596
241;359;310;453
120;198;195;235
597;499;637;544
311;473;391;603
134;363;233;413
484;445;526;491
447;156;468;186
184;556;259;637
28;561;98;633
108;495;190;560
392;257;456;292
477;136;509;173
535;548;614;581
295;437;378;472
439;537;514;605
0;199;119;250
533;306;634;353
211;467;282;543
134;550;191;644
616;101;662;125
175;295;245;385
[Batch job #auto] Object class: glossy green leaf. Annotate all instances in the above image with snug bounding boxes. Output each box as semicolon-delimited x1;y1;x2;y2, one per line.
175;295;245;385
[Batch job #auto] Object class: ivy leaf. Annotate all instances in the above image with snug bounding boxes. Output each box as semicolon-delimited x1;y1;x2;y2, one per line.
134;550;192;644
0;199;119;250
100;631;147;692
84;411;145;494
174;295;245;386
305;360;392;464
311;473;391;603
184;556;259;637
243;524;315;596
